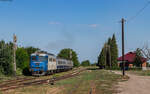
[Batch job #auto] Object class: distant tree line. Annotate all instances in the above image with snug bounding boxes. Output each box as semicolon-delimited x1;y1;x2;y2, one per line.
81;60;90;66
97;34;118;69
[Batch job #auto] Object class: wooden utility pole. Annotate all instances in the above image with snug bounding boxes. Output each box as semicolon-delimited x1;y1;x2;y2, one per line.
121;18;125;76
13;34;17;76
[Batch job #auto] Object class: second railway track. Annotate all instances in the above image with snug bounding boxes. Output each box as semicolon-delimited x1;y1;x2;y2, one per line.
0;68;86;92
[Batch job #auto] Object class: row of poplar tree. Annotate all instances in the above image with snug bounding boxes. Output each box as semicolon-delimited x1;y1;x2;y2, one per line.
97;34;118;69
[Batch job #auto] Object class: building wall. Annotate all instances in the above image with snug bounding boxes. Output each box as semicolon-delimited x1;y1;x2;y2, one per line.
129;64;133;68
118;62;147;68
142;62;147;67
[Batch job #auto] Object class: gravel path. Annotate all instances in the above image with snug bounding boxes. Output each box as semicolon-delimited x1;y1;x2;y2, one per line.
114;71;150;94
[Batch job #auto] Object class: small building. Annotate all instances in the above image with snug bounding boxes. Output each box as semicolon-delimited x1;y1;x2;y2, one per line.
117;52;147;70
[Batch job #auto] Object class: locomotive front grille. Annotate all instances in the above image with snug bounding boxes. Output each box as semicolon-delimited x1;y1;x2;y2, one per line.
35;67;39;69
35;63;39;66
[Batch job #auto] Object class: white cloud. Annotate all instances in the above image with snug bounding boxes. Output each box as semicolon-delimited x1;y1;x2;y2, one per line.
88;24;99;28
49;21;61;25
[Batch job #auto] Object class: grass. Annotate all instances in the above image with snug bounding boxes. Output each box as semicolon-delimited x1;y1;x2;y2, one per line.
0;75;17;83
3;84;53;94
1;68;126;94
127;70;150;76
55;69;124;94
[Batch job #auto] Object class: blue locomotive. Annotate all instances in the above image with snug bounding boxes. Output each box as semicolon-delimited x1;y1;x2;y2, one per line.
30;51;73;76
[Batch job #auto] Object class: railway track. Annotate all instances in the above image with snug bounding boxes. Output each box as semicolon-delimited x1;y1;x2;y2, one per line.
0;77;36;87
0;68;86;92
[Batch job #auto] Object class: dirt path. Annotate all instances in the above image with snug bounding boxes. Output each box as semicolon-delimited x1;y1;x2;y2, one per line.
114;71;150;94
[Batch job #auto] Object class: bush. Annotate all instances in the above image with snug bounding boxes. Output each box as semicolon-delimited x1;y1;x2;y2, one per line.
128;67;142;71
0;41;14;76
106;66;121;70
16;48;29;70
16;68;22;75
0;66;4;75
81;60;91;67
22;67;31;76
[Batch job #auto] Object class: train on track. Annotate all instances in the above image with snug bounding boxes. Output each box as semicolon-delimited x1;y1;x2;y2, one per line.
30;51;73;76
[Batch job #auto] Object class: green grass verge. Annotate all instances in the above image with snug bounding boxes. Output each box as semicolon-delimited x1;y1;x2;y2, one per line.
128;70;150;76
55;69;123;94
1;68;125;94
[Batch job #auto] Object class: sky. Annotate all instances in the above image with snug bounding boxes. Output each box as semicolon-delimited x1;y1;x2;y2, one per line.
0;0;150;63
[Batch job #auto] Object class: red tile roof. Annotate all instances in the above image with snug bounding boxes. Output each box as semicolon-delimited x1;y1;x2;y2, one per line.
117;52;147;63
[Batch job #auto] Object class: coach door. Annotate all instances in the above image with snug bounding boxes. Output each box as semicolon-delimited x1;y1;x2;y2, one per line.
48;56;57;70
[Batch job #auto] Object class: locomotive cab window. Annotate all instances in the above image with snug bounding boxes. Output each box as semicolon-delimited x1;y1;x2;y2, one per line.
39;56;47;62
31;56;36;61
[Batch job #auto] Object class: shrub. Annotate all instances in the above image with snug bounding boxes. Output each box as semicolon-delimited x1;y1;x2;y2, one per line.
22;67;31;76
16;48;29;70
81;60;91;66
16;68;22;75
106;66;121;70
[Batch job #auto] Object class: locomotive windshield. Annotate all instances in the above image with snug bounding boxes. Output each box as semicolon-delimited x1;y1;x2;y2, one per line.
31;56;36;61
39;56;47;62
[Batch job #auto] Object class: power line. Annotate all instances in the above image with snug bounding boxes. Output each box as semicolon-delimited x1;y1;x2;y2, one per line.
127;1;150;23
0;0;12;2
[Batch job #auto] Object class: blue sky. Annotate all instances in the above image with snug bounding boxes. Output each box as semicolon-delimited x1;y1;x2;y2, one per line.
0;0;150;63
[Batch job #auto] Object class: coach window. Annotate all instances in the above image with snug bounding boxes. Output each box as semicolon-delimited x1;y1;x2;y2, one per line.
58;61;61;64
49;58;53;62
53;59;56;62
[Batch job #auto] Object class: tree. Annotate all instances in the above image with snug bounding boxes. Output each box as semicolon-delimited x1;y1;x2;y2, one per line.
16;46;39;75
134;48;143;67
81;60;90;66
0;41;40;76
107;37;112;46
16;48;29;70
140;45;150;60
24;46;40;56
0;41;14;75
57;48;80;67
110;34;118;67
97;34;119;69
91;62;97;66
97;44;107;69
